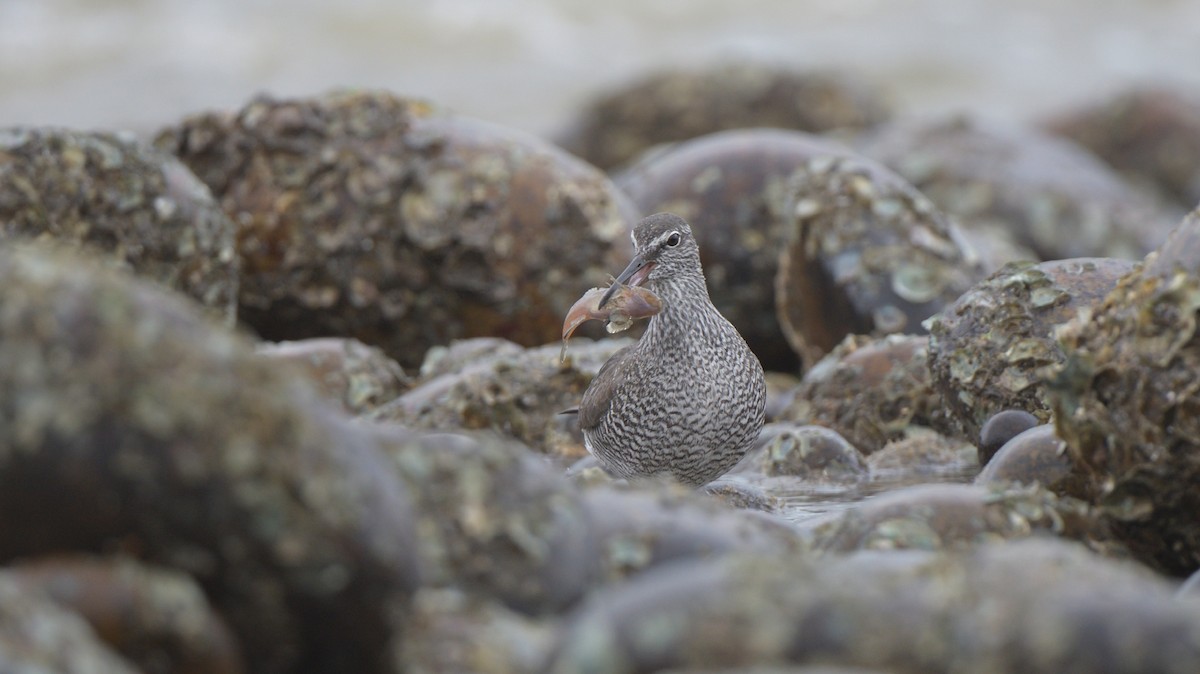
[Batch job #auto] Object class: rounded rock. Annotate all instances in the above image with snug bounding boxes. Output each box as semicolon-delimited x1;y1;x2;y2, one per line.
0;244;420;674
976;408;1040;465
701;479;780;512
578;485;804;584
810;482;1113;554
155;90;635;368
782;334;958;454
0;574;139;674
614;129;862;371
256;337;411;415
544;538;1183;674
865;431;978;482
371;423;597;615
8;555;244;674
392;588;555;674
0;127;238;321
1048;207;1200;575
855;114;1172;261
1042;86;1200;211
775;148;986;367
927;257;1134;442
417;337;526;380
741;423;867;481
370;338;633;460
559;62;891;172
974;424;1087;499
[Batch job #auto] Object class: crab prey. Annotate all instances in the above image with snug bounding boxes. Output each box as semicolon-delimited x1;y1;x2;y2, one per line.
560;281;663;362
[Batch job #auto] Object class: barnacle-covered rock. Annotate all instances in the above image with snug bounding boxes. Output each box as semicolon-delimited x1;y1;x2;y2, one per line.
0;127;238;321
559;62;891;171
155;90;636;368
417;337;525;380
855;115;1171;261
578;486;804;583
1042;87;1200;211
392;588;555;674
865;430;978;481
370;339;632;459
544;538;1183;673
370;423;595;616
8;556;244;674
927;257;1133;443
0;244;420;674
781;334;958;454
257;337;411;415
1048;207;1200;575
808;483;1111;554
373;423;803;616
775;150;985;367
737;423;867;481
974;424;1085;499
0;574;138;674
614;129;863;371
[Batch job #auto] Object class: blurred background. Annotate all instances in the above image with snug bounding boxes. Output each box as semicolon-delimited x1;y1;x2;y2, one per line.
3;0;1199;138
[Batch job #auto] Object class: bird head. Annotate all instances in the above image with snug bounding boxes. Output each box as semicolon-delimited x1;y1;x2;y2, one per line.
600;213;701;309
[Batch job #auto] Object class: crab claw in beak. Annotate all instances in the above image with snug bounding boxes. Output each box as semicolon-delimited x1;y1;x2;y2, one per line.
560;283;663;362
598;255;656;309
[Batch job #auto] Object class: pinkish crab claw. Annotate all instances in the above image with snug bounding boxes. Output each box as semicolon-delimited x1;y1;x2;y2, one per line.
560;282;663;362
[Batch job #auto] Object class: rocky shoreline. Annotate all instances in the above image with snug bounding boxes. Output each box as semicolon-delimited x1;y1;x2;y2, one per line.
3;68;1200;673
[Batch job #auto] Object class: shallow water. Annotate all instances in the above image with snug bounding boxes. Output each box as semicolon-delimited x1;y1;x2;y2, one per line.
725;463;979;525
3;0;1200;138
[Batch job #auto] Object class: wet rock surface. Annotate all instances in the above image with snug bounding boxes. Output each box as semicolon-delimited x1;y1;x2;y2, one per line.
578;486;805;583
1043;86;1200;211
155;90;635;368
927;257;1134;442
256;337;411;415
864;431;978;481
806;483;1112;554
976;408;1040;465
974;424;1086;499
8;556;244;674
1048;207;1200;575
0;126;239;321
545;538;1185;674
736;423;868;482
702;479;780;513
0;244;420;674
855;114;1172;261
775;147;985;367
781;334;959;454
559;62;891;172
614;129;859;371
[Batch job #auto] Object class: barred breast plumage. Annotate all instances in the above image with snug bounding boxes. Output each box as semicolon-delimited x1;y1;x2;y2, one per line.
577;212;766;487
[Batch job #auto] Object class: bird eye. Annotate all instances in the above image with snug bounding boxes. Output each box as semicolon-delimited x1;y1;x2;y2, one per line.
666;232;681;247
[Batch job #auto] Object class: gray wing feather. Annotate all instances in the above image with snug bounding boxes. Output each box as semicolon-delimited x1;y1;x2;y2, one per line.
577;344;635;431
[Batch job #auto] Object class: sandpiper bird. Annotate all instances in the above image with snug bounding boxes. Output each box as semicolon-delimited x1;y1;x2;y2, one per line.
576;212;766;487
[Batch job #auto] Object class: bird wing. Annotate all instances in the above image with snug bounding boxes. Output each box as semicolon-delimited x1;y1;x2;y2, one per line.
577;344;635;431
